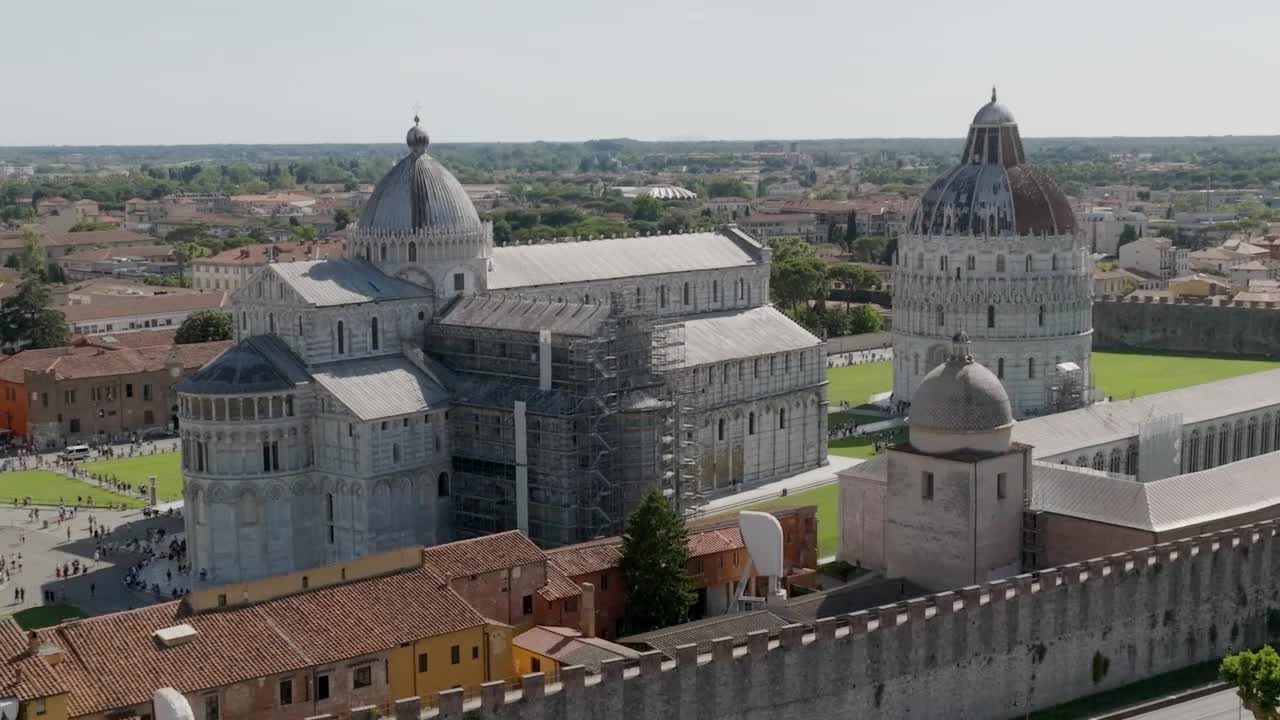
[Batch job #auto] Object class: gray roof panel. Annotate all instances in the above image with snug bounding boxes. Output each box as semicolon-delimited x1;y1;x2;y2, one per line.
1013;368;1280;459
437;295;609;337
673;306;822;367
268;258;430;307
488;231;761;289
176;335;308;395
312;355;450;421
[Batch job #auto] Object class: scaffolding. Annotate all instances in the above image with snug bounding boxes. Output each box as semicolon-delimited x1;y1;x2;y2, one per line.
429;291;693;546
1045;361;1094;415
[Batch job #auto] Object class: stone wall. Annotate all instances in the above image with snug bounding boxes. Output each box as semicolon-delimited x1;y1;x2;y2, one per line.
1093;295;1280;356
408;520;1280;720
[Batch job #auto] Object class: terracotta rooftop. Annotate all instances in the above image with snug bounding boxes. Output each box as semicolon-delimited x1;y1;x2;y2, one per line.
0;229;153;251
422;531;547;580
0;561;485;717
0;341;228;383
194;240;345;267
72;328;178;349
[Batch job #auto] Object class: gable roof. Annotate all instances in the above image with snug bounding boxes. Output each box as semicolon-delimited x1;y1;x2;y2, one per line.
311;355;449;421
423;531;547;580
1031;452;1280;533
1011;368;1280;459
487;230;762;290
438;295;610;338
512;626;638;672
266;258;429;307
674;305;822;367
0;562;484;717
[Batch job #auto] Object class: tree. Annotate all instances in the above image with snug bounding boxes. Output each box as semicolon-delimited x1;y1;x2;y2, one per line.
827;263;881;306
291;224;319;242
333;208;352;231
620;490;695;634
44;262;66;284
631;194;662;222
173;242;208;271
844;211;858;252
175;309;233;344
0;275;69;350
18;226;46;278
848;304;884;334
770;238;830;312
1117;224;1138;249
1221;646;1280;719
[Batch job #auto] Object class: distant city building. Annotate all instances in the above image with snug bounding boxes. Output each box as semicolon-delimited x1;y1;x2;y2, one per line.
190;240;345;292
892;91;1091;418
1091;268;1143;297
736;212;822;244
1118;236;1188;282
610;185;697;200
1076;206;1148;255
57;281;228;336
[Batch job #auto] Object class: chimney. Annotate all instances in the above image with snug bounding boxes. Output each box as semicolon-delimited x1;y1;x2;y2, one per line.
579;582;596;638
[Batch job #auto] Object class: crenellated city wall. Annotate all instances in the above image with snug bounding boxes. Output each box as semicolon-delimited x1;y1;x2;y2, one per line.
385;520;1280;720
1094;295;1280;356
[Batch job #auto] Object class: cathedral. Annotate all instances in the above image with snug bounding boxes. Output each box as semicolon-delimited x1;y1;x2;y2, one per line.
891;91;1092;418
177;117;828;587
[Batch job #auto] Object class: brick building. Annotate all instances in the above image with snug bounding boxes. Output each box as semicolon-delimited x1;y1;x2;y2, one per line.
547;505;818;640
0;334;228;447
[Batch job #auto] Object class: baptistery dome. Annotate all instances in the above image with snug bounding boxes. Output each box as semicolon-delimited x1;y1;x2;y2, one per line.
911;88;1075;237
359;116;482;234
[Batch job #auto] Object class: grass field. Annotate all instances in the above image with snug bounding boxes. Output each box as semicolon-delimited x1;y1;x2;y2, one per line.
0;470;142;508
82;453;183;501
1091;351;1280;399
743;484;839;557
11;605;85;630
826;351;1280;410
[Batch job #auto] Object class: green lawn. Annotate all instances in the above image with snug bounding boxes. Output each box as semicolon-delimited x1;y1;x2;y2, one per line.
1091;351;1280;399
828;361;893;408
0;470;142;508
11;605;85;630
82;453;183;501
743;484;839;557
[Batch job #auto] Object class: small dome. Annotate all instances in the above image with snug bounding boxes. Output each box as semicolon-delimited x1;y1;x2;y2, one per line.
359;117;482;235
176;338;295;395
910;334;1013;435
972;87;1016;125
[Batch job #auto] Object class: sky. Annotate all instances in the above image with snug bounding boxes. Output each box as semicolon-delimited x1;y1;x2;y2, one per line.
5;0;1278;146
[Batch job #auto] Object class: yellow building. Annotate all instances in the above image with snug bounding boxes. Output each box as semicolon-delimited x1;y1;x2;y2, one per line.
1168;272;1231;299
0;547;516;720
511;626;639;681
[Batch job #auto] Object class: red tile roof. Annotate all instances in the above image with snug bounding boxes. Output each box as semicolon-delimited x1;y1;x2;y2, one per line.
538;563;583;602
0;340;229;383
548;539;622;578
73;329;178;349
195;240;345;267
422;531;547;580
0;562;484;717
60;291;227;324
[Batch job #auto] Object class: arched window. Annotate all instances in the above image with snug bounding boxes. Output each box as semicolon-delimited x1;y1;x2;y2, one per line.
1038;305;1046;327
1025;255;1033;272
779;408;787;430
1205;426;1217;468
392;443;400;462
370;317;379;351
748;412;756;435
913;354;920;375
966;255;976;270
1125;444;1139;474
1051;254;1058;271
1234;420;1245;461
301;576;309;589
1092;452;1105;470
683;282;691;305
1109;448;1122;473
659;286;668;308
241;312;247;330
996;358;1004;379
380;244;387;261
1028;357;1036;379
1077;455;1088;467
712;280;719;302
1187;431;1201;472
1218;424;1230;466
297;315;303;336
1263;415;1273;454
438;472;450;498
268;313;275;334
996;255;1006;272
987;305;995;328
940;256;948;272
408;242;417;262
337;321;345;354
955;267;961;280
718;418;725;442
364;245;371;261
936;305;945;327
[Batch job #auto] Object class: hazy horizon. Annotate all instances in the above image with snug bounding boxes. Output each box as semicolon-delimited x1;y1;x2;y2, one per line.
6;0;1277;146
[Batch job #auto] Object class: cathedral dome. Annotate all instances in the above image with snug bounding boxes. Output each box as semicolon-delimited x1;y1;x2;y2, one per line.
358;116;482;235
911;89;1075;237
910;332;1013;439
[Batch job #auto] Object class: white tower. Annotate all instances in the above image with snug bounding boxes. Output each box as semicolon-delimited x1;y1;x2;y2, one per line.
892;89;1092;418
